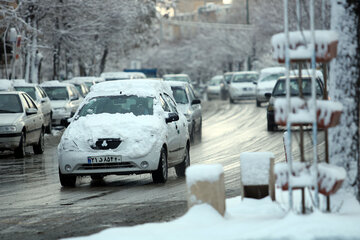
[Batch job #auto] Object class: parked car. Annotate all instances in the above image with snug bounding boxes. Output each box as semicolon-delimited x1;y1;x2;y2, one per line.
254;67;285;107
58;79;190;187
206;75;227;100
63;80;89;98
0;79;15;91
266;76;325;131
228;71;259;103
13;80;53;133
40;81;83;127
100;71;146;81
169;81;202;143
70;76;105;89
0;91;45;157
163;74;192;84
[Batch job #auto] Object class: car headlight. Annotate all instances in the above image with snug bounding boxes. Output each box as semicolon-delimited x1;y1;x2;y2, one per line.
0;125;17;133
61;139;79;151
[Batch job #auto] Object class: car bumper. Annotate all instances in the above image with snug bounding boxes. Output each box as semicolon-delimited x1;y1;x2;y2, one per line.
0;133;21;150
52;111;71;126
230;92;256;100
58;149;161;176
207;91;220;98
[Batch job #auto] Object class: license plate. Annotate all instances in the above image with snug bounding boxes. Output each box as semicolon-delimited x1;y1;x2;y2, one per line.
87;156;122;164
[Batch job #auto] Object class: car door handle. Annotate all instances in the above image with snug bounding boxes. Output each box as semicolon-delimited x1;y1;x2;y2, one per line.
175;125;178;129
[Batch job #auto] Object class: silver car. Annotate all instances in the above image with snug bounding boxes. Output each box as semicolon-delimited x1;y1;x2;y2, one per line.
13;80;53;133
0;91;45;157
169;81;202;143
40;81;83;127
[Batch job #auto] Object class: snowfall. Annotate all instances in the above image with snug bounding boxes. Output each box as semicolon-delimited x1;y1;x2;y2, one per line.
65;172;360;240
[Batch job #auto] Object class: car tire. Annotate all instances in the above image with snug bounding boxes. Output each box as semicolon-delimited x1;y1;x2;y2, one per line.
229;97;234;104
197;121;202;142
59;168;76;187
14;131;26;158
46;113;52;134
256;99;261;107
33;129;44;154
175;145;190;177
190;124;195;144
267;121;276;131
152;147;168;184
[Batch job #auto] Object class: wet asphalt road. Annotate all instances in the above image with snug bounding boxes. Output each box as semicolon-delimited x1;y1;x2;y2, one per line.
0;99;324;239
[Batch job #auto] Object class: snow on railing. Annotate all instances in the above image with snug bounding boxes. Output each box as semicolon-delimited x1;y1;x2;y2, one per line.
274;98;343;128
274;162;346;196
271;30;338;63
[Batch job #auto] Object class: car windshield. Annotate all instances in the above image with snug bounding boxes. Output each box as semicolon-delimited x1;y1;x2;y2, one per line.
0;94;23;113
42;87;69;100
272;78;323;97
14;86;36;100
77;95;154;117
163;76;189;82
84;82;93;88
171;87;189;104
209;77;223;86
224;74;233;84
259;73;285;82
232;73;259;83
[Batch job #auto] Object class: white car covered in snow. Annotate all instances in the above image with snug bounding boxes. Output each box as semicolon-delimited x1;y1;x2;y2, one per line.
255;67;285;107
228;71;259;103
58;80;190;187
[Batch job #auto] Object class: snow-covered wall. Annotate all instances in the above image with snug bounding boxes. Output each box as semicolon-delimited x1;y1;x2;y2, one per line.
329;0;359;192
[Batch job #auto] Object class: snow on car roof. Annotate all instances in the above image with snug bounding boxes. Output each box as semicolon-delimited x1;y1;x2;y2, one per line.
13;79;38;87
163;74;189;77
166;80;189;87
100;72;133;78
39;80;74;87
232;71;259;75
89;79;173;98
260;67;286;74
0;79;14;91
71;76;105;83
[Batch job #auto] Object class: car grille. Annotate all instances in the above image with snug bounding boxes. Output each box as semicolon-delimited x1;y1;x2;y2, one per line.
78;162;135;170
91;138;121;150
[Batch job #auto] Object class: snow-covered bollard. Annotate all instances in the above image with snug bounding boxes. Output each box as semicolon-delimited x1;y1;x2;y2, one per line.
186;164;226;216
240;152;275;201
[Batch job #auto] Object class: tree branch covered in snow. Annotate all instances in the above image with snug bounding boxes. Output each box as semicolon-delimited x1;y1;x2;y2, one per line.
329;0;359;196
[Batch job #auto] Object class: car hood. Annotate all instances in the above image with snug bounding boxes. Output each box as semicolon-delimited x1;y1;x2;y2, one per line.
61;113;166;158
50;100;70;109
0;113;23;126
230;82;254;89
257;81;277;90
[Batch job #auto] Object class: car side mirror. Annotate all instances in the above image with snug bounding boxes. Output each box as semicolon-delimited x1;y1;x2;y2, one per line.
41;98;47;103
253;81;258;85
265;93;272;99
165;112;179;123
26;108;38;115
191;99;201;105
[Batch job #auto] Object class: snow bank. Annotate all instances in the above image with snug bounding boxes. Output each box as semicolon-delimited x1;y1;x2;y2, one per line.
240;152;274;185
272;30;338;62
186;164;224;187
66;195;360;240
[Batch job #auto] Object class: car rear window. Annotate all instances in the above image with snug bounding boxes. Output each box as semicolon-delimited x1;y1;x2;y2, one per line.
14;86;36;100
272;78;323;97
171;87;189;104
232;73;258;83
0;94;23;113
77;95;154;117
42;87;69;100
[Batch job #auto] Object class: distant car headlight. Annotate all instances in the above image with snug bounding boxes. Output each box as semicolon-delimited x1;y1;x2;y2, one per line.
61;139;79;151
0;125;17;133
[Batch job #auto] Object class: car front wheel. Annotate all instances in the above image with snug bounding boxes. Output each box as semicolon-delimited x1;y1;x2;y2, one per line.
33;129;44;154
175;145;190;177
59;168;76;187
14;131;26;158
152;147;168;184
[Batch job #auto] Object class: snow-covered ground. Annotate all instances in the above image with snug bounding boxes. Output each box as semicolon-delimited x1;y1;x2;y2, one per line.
66;188;360;240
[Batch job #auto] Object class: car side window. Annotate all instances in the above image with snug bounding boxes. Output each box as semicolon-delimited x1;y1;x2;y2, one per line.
159;94;171;112
20;93;31;110
23;93;37;109
38;86;47;99
164;93;178;114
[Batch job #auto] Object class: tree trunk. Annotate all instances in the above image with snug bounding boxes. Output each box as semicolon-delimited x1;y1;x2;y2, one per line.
99;46;108;75
329;0;360;195
78;58;87;76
